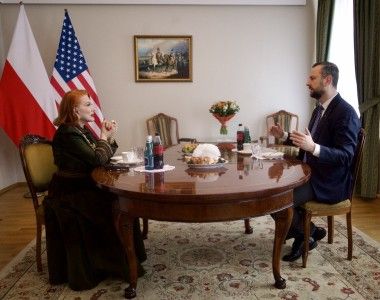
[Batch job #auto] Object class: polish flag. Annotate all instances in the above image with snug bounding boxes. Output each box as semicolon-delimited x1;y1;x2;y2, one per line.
0;5;56;146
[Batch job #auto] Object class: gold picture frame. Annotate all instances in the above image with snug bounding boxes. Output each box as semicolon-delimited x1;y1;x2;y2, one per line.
134;35;192;82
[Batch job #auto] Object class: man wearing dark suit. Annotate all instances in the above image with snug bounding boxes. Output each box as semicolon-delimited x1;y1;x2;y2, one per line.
270;62;361;262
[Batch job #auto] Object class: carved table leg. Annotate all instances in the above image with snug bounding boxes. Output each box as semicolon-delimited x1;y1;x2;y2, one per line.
116;213;139;299
272;206;293;289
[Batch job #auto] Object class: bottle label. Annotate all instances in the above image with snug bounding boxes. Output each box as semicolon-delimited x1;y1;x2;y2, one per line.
145;155;154;170
153;145;164;155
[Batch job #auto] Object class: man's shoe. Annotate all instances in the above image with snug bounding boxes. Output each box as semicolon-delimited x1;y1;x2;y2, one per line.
312;227;327;241
282;238;318;262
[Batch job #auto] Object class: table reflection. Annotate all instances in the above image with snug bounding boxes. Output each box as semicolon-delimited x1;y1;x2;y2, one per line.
141;172;196;194
185;167;227;182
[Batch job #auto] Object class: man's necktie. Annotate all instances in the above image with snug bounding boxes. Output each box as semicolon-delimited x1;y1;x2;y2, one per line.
310;105;324;138
303;105;324;162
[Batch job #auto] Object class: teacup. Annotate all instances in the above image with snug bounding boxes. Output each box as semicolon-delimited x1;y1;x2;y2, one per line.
122;151;135;163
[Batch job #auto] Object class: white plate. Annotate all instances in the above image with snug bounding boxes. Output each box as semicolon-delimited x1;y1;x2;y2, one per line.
187;162;226;169
253;152;284;160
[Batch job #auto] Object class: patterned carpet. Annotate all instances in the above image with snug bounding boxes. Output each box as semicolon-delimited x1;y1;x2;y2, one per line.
1;216;380;299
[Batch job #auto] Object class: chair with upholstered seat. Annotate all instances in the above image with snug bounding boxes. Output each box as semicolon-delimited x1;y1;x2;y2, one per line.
146;113;196;148
19;134;57;272
260;110;299;146
301;128;366;267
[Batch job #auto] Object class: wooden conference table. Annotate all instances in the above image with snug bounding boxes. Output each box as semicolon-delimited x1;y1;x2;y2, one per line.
92;144;310;299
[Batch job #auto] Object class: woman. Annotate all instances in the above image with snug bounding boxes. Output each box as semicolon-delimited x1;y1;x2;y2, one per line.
44;89;146;291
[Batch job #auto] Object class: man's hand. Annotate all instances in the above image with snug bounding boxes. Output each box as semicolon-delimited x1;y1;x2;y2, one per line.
269;123;284;139
289;128;315;153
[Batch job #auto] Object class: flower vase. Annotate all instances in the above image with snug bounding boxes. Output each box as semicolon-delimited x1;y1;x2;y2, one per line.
213;114;235;135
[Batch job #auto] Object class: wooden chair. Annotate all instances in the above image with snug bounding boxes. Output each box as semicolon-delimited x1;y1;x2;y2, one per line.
143;113;196;239
19;134;57;272
260;110;299;146
146;113;196;148
245;111;298;235
301;128;366;267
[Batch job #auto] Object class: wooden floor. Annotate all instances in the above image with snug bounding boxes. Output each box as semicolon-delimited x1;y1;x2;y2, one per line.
1;184;380;270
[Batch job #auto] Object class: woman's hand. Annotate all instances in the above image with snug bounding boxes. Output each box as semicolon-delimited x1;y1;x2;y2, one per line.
100;119;117;141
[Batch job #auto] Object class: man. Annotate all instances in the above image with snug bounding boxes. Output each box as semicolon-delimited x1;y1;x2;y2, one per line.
270;62;361;262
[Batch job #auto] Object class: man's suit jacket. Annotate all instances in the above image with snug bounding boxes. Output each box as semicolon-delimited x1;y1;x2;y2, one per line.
288;93;361;204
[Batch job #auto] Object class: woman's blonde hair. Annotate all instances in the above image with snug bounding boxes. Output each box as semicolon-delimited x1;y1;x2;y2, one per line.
53;89;89;126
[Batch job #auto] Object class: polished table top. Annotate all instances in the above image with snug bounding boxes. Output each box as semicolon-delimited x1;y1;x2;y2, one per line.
92;144;310;205
92;144;311;298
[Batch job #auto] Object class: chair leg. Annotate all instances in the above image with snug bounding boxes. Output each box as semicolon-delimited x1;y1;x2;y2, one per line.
244;218;253;234
142;218;148;240
302;211;312;268
36;220;43;272
327;216;334;244
346;212;353;260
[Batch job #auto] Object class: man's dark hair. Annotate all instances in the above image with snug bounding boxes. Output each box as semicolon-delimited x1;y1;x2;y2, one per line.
312;61;339;88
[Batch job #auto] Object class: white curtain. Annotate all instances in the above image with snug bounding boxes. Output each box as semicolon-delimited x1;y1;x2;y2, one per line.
328;0;360;117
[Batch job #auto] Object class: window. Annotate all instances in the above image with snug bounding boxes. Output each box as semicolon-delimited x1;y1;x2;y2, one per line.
328;0;360;117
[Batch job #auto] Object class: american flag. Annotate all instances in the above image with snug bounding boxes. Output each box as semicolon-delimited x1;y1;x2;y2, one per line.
50;10;103;137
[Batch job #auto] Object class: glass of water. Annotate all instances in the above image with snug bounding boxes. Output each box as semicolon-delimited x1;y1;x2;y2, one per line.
251;142;262;158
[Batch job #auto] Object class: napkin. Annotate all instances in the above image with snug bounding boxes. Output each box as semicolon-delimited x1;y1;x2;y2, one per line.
133;165;175;173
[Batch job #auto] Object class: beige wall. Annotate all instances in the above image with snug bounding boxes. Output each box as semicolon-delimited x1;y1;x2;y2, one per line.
0;2;315;189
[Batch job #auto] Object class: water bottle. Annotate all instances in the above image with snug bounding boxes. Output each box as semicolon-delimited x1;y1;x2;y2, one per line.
237;123;244;151
144;135;154;170
244;126;251;143
153;133;164;169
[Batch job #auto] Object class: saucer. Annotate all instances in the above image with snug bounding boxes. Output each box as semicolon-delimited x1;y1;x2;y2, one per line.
110;155;122;162
112;158;143;165
231;149;252;155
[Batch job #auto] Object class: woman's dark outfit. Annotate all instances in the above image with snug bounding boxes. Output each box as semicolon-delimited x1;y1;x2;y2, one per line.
44;124;146;291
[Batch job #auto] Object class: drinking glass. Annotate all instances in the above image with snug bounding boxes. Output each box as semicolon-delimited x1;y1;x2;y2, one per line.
251;142;262;158
133;146;144;162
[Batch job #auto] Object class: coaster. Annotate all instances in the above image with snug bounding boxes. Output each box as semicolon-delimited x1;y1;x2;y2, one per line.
133;165;175;173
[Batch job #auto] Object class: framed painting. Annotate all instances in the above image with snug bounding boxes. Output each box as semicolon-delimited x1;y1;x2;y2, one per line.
134;35;192;82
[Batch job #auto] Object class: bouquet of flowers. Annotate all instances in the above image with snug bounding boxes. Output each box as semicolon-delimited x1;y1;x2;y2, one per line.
209;100;240;134
209;100;240;116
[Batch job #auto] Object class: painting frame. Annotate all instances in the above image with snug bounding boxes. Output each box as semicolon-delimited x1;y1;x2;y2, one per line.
134;35;192;82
